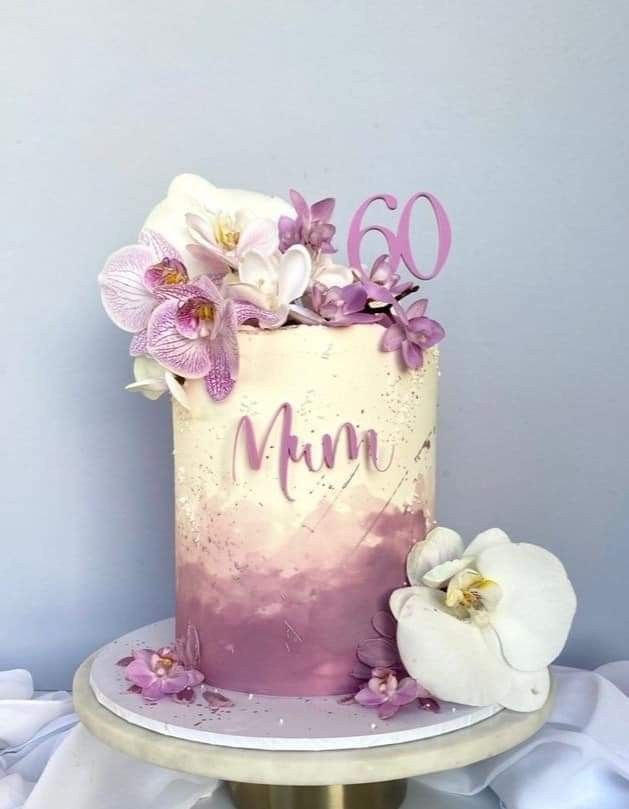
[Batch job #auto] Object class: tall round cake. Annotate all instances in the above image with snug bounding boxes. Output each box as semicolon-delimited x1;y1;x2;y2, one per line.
99;175;577;719
174;325;438;696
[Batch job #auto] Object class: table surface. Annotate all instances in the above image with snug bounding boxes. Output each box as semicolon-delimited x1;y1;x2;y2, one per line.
74;656;552;786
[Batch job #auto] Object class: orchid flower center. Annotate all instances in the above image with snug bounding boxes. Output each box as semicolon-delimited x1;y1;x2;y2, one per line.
214;212;241;251
154;655;175;676
445;569;502;625
192;300;216;338
154;258;187;285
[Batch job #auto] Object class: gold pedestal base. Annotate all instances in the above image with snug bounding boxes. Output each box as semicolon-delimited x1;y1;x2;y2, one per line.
228;779;407;809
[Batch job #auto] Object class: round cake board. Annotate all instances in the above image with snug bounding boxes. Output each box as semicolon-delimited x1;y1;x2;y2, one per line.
89;618;502;752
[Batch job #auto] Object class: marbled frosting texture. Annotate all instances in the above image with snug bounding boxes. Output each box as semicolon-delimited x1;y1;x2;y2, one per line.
174;325;438;696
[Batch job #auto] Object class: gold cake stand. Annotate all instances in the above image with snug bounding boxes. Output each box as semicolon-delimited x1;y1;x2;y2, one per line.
73;656;551;809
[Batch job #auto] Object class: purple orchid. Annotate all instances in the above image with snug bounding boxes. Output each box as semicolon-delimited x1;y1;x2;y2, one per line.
99;229;190;357
146;275;239;402
125;646;204;702
278;190;337;254
310;282;382;326
355;668;425;720
381;299;445;370
357;255;415;306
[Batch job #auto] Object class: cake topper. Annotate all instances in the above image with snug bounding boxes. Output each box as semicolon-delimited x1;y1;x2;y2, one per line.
98;175;451;403
347;192;452;280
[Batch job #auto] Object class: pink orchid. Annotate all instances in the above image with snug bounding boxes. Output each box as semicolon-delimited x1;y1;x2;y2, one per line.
381;299;445;370
355;668;425;720
125;647;204;702
99;229;189;357
146;275;239;401
146;275;283;401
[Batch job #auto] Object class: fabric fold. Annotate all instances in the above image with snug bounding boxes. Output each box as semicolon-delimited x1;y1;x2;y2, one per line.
0;663;627;809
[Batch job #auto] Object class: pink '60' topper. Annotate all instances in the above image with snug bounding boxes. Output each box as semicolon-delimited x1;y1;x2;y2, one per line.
347;193;452;280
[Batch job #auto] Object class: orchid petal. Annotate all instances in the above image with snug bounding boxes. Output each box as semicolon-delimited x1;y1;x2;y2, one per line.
289;189;310;223
422;557;475;589
164;372;190;411
204;306;239;402
129;330;148;357
406;299;428;320
396;588;512;706
125;660;156;689
402;340;423;369
405;527;464;585
138;229;182;262
310;197;335;222
288;303;325;325
392;677;421;704
354;686;385;708
237;300;288;329
238;251;277;295
186;244;230;280
356;637;399;669
237;218;278;258
372;610;396;639
125;357;168;400
186;213;217;248
314;263;354;289
99;245;156;332
278;245;311;304
465;528;512;558
500;666;551;712
124;379;166;400
378;701;401;719
478;542;577;671
482;629;551;711
389;585;424;620
382;324;404;352
147;300;211;378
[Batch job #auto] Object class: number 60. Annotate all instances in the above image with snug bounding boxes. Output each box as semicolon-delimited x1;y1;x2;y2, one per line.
346;192;452;281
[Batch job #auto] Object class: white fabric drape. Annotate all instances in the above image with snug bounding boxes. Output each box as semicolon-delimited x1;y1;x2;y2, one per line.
1;664;627;809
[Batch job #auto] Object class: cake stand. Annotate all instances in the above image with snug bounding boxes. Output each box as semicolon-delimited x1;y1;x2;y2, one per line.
73;621;553;809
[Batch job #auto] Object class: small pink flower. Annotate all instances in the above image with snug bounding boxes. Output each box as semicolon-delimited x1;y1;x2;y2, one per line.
356;255;414;305
381;299;445;370
278;190;337;255
125;647;204;703
354;668;427;720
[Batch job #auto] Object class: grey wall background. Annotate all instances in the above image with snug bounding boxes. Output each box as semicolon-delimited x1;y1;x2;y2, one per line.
2;1;628;689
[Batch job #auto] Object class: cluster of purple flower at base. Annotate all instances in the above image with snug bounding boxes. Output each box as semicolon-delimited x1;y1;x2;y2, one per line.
347;610;440;719
117;624;233;709
117;614;438;722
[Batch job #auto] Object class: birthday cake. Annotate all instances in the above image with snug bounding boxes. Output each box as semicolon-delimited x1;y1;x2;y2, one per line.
99;175;576;716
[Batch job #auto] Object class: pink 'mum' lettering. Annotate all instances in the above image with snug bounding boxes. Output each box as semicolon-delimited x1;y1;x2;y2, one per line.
232;403;394;501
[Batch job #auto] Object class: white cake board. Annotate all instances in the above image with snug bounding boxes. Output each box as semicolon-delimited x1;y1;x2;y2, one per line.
89;618;502;752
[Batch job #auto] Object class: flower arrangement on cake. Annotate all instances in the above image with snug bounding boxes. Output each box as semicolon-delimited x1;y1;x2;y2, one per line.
98;175;447;405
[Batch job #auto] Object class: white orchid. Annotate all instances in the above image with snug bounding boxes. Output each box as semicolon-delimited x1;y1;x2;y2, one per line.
143;174;293;278
126;357;189;410
311;254;355;289
390;527;577;712
231;244;312;327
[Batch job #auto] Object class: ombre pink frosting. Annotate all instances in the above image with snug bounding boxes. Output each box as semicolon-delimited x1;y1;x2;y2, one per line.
173;326;438;697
